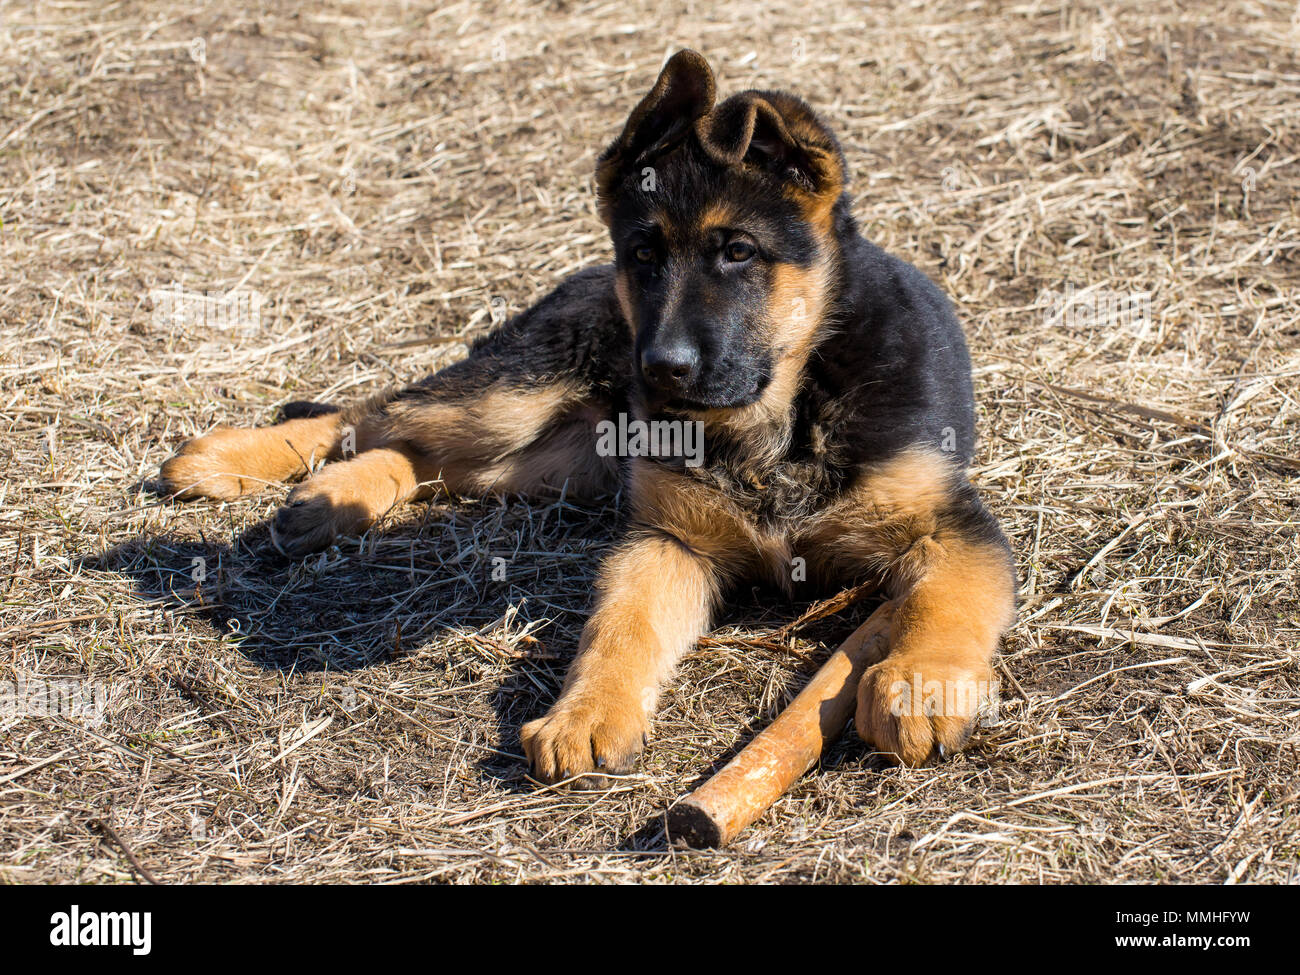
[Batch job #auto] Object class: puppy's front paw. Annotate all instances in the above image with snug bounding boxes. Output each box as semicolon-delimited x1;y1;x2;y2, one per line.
521;694;649;788
855;652;993;767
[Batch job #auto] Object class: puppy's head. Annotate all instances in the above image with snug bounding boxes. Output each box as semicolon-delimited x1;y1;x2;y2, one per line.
597;51;848;417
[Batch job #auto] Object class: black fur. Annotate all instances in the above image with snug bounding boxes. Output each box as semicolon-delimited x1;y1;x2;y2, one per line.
363;71;1008;571
390;266;631;405
386;231;978;503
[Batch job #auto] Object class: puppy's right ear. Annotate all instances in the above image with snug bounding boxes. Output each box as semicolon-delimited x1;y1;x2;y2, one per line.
595;50;716;223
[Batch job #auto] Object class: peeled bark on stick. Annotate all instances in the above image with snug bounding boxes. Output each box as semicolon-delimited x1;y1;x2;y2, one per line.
666;600;896;848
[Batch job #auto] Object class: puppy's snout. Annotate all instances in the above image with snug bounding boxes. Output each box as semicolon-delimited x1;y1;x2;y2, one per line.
641;340;701;393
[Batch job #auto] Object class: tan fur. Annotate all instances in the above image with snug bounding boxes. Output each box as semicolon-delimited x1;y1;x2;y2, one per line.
855;534;1014;766
382;382;585;476
366;383;607;499
629;461;751;564
521;529;719;784
698;201;736;233
158;413;345;500
483;412;617;501
797;446;959;585
628;458;792;586
788;154;843;236
850;447;959;525
756;259;832;415
271;444;437;556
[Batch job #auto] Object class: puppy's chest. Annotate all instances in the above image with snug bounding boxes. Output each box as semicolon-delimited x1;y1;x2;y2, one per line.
680;414;852;528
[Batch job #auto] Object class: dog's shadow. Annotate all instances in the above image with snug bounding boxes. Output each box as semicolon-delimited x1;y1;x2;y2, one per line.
98;484;882;847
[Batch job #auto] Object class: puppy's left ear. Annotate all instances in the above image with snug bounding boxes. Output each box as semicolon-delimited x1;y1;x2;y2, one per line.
696;91;846;228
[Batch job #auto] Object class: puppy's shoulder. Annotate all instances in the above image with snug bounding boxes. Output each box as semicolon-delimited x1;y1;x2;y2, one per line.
806;234;976;465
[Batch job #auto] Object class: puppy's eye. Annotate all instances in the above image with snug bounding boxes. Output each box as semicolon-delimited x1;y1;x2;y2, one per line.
725;240;756;263
633;245;655;265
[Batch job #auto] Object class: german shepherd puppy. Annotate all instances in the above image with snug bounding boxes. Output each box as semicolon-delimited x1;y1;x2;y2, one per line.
159;51;1016;783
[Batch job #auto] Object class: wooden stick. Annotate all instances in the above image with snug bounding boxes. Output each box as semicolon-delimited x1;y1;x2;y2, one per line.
666;600;896;848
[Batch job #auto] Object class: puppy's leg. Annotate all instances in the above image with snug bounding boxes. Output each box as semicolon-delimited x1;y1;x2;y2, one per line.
268;443;437;557
159;411;346;501
521;531;719;784
264;377;618;555
803;447;1016;766
522;462;753;785
854;531;1015;765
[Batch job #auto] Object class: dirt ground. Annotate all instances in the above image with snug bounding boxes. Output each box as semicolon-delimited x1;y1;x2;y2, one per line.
1;0;1298;883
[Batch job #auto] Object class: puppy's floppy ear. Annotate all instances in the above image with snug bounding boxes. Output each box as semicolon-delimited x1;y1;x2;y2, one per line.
595;50;716;222
695;91;846;228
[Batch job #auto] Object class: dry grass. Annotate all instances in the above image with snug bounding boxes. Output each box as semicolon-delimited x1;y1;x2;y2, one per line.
2;0;1298;884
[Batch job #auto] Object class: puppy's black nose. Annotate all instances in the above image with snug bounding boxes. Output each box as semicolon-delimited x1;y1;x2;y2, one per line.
641;341;700;393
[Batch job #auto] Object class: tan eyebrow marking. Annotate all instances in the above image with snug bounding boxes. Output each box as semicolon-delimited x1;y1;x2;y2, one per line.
698;202;737;234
